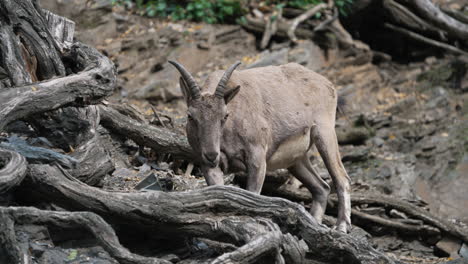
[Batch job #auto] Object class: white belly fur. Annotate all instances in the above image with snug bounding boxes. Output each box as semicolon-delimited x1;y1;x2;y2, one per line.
267;128;311;171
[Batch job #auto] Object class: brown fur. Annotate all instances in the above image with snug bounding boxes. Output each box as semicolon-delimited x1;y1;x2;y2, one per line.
175;62;351;232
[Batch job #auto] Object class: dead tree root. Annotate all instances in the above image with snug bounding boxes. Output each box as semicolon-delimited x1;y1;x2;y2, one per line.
15;164;394;264
0;206;171;264
0;148;27;194
0;42;116;132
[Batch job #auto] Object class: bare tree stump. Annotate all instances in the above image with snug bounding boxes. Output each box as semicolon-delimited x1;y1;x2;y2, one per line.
0;0;66;86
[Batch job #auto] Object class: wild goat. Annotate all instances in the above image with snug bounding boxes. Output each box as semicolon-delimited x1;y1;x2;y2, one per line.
169;61;351;232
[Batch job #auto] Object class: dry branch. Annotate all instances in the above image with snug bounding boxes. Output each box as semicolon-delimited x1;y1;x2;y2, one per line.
288;3;327;42
257;178;468;243
400;0;468;41
383;0;445;39
243;14;314;39
330;194;468;243
0;43;116;132
385;23;468;56
99;105;194;160
260;8;282;49
352;209;441;235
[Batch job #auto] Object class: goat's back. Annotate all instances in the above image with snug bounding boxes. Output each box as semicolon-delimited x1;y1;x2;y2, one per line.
202;63;337;125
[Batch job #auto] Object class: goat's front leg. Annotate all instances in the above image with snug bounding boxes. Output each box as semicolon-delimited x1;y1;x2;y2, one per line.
201;166;224;186
245;146;267;194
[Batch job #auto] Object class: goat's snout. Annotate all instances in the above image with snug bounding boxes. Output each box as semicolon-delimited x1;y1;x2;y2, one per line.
203;152;219;167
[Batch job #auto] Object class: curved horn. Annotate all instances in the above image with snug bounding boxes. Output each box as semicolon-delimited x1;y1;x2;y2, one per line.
215;61;241;98
168;60;201;99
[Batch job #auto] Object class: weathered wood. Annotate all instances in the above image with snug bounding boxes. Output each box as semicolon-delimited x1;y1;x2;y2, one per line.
385;23;468;56
0;0;66;85
243;14;315;39
383;0;445;39
256;176;468;244
442;7;468;25
0;24;33;87
400;0;468;41
19;164;394;264
0;148;27;195
0;206;171;264
99;105;194;160
42;9;75;50
288;3;328;42
0;42;116;132
352;209;440;235
0;136;78;169
28;106;114;185
330;194;468;243
0;209;24;264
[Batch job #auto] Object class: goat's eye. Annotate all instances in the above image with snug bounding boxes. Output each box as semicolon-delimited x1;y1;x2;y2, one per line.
187;114;193;121
222;113;229;124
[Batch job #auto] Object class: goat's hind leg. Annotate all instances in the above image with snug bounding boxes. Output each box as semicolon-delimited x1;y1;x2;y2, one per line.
312;124;351;233
288;154;330;224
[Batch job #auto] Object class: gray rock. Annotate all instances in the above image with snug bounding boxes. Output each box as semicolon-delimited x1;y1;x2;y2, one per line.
247;48;289;69
133;79;182;102
441;258;468;264
435;236;462;258
341;146;370;162
371;137;385;147
288;40;326;71
459;243;468;259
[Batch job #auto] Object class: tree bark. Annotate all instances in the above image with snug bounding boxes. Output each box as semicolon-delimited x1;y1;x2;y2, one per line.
400;0;468;41
15;164;394;264
0;0;66;86
0;149;27;195
99;105;195;160
0;42;116;132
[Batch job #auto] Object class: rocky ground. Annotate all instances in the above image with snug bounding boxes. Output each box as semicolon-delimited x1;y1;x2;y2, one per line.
32;0;468;263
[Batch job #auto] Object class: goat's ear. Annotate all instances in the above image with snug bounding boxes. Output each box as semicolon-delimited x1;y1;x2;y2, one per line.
179;77;191;104
224;85;240;104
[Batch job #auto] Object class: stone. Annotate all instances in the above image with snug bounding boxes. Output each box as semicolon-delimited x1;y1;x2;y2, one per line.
435;236;462;258
247;48;289;69
341;146;370;162
459;243;468;259
288;40;326;71
336;126;372;145
371;137;385;147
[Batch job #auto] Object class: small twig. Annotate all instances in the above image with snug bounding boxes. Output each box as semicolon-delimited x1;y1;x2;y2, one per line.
330;194;468;243
260;8;282;49
352;209;440;235
151;105;166;128
384;23;468;56
288;3;328;43
314;8;338;32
